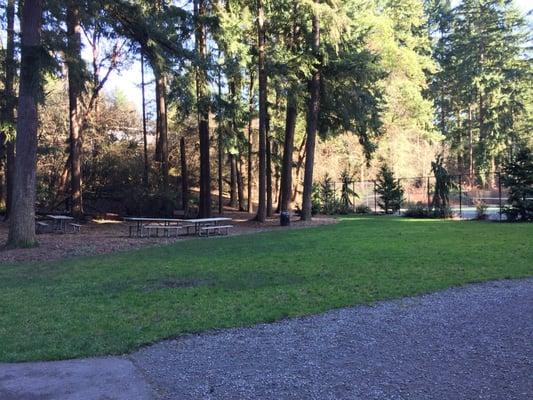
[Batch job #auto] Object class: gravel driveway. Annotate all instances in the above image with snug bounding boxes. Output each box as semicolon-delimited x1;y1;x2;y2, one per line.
2;278;532;399
132;278;533;400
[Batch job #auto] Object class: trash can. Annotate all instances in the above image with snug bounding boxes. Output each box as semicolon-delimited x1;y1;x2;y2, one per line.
280;211;290;226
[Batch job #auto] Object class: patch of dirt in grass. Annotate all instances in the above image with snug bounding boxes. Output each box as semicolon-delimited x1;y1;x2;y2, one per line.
0;210;336;264
143;278;214;292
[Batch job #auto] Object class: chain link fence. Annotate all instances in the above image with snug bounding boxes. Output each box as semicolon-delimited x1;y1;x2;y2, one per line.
322;173;511;220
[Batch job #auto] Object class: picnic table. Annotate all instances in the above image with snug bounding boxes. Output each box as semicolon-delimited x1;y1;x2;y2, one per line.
123;217;183;237
46;215;74;233
124;217;233;237
176;217;232;236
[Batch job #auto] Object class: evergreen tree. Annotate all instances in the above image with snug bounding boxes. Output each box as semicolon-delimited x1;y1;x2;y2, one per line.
431;154;454;218
375;164;404;214
501;147;533;222
430;0;531;183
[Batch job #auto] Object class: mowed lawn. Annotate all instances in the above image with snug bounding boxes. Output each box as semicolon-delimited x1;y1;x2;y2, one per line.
1;217;532;362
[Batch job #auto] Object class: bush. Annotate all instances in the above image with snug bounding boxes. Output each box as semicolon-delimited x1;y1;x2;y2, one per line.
403;202;430;218
431;206;454;219
355;204;372;214
311;183;321;215
475;200;489;220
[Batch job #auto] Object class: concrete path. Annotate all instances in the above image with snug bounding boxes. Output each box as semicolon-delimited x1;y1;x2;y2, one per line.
1;278;532;400
0;358;154;400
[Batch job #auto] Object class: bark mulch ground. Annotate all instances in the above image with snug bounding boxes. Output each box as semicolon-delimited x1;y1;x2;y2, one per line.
0;211;336;264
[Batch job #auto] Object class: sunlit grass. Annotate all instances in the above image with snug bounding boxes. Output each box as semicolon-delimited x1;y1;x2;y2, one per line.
1;216;531;362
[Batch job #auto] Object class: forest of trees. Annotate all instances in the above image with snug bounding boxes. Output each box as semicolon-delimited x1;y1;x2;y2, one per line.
0;0;531;247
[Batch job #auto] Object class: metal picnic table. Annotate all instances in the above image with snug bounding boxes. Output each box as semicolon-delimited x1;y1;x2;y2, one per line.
124;217;233;237
123;217;183;237
46;214;74;233
175;217;232;235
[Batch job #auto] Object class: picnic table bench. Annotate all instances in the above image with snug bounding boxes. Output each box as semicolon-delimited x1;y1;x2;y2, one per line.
199;224;233;237
69;223;82;233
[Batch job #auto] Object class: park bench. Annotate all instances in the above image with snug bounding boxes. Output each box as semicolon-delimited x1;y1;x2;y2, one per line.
142;224;188;238
36;221;50;234
69;223;82;233
199;225;233;237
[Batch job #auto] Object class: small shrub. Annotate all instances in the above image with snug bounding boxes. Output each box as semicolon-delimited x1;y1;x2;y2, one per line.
311;183;321;215
355;204;372;214
431;206;454;219
403;202;429;218
475;200;489;220
320;174;335;214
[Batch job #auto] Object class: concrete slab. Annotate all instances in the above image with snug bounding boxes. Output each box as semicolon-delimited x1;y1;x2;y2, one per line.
0;357;154;400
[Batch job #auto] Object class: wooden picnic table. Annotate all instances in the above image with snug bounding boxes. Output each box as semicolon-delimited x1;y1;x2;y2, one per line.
123;217;183;237
46;214;74;233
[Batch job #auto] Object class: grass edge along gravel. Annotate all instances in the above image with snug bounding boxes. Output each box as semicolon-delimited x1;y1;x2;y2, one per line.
1;216;532;362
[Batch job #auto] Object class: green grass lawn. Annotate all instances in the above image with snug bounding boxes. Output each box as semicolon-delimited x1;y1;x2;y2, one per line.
1;217;532;362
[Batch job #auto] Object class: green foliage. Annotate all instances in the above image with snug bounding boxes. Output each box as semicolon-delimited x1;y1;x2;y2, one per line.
354;204;372;214
475;200;489;221
403;201;430;218
311;182;322;216
339;169;358;213
429;0;531;180
501;148;533;222
431;154;455;218
320;173;335;214
375;164;404;213
1;217;532;361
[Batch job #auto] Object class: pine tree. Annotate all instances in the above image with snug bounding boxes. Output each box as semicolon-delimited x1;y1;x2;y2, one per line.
501;148;533;222
375;165;404;214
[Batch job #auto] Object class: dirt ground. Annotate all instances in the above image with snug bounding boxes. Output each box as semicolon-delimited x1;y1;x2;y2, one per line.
0;211;336;264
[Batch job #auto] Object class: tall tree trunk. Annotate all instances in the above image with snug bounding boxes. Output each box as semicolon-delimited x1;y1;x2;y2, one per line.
8;0;43;247
273;140;281;213
180;137;189;213
1;0;16;219
196;0;211;217
141;51;149;188
266;135;273;216
217;59;224;214
67;2;84;217
301;2;321;221
280;93;296;213
292;136;306;202
155;70;169;190
237;156;245;211
456;109;462;172
255;0;267;222
468;104;473;183
229;155;238;208
247;69;254;213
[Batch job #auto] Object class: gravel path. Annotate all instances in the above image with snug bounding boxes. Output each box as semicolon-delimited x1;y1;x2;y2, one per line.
1;279;532;399
132;278;533;400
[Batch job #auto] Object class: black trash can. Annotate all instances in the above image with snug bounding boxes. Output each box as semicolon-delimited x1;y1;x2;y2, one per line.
280;211;290;226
